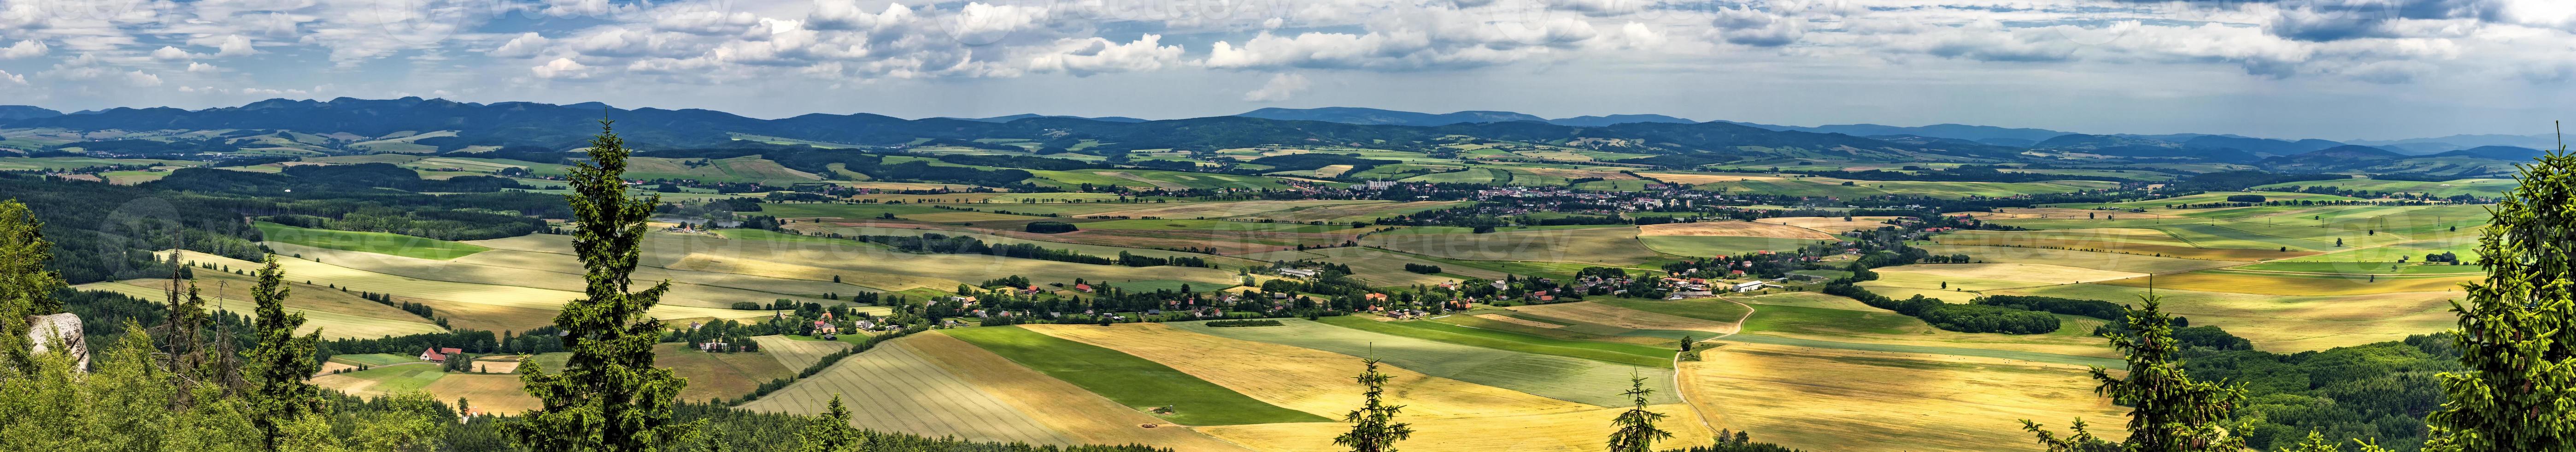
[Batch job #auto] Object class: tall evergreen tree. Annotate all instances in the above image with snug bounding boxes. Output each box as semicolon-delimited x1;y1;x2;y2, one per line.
0;199;62;374
245;255;326;450
796;393;860;452
511;121;700;452
1333;357;1413;452
1606;374;1673;452
2424;131;2576;451
2022;294;2245;452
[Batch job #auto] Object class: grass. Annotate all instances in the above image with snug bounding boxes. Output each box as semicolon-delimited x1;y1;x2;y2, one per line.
1361;226;1657;266
2096;270;2477;296
256;221;490;260
940;326;1323;425
1311;315;1673;368
1171;318;1680;407
655;343;795;403
1914;244;2238;274
748;335;853;371
1637;236;1828;257
1995;283;2457;351
1507;301;1740;334
329;353;421;367
1588;298;1754;324
758;203;949;219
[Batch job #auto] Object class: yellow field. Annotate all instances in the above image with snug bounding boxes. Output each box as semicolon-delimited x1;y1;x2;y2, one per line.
422;374;540;415
1992;284;2457;351
2096;271;2476;296
1227;201;1466;223
1931;234;2308;261
1971;208;2186;219
1021;323;1595;420
1508;301;1738;334
750;335;853;371
1362;226;1657;266
1637;172;1782;184
1914;245;2240;274
901;333;1256;450
607;232;1250;292
736;336;1076;445
1752;216;1903;234
161;250;774;329
1083;200;1391;219
1862;263;2147;300
1637;221;1836;240
1196;404;1713;452
1300;246;1509;287
1684;343;2125;452
76;279;446;339
655;343;795;403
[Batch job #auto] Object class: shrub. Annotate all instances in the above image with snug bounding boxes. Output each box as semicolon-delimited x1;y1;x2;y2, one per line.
1023;221;1079;234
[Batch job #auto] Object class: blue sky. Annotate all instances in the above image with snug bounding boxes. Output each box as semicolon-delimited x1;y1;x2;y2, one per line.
1;0;2572;140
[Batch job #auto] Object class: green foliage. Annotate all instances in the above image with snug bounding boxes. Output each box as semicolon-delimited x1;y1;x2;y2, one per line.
246;255;327;449
510;121;701;452
0;199;63;372
1334;357;1414;452
2424;135;2576;451
2024;295;2246;452
1607;375;1673;452
795;394;862;452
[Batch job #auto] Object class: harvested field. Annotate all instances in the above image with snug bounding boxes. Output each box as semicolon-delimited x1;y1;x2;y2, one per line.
1314;316;1674;368
1971;208;2186;220
1637;221;1836;240
1930;233;2313;261
1914;245;2238;274
1868;263;2145;290
1362;226;1657;266
1022;323;1597;420
1637;172;1782;184
1995;284;2457;351
423;374;541;415
901;333;1254;450
751;335;853;371
1475;314;1565;329
78;279;446;339
1082;200;1387;220
1197;404;1714;452
159;250;770;327
1637;236;1829;258
2097;270;2476;296
1170;318;1679;407
1683;343;2124;452
1229;201;1466;223
737;336;1077;445
1302;247;1506;286
656;343;794;403
1752;216;1904;234
943;327;1324;426
1507;301;1739;335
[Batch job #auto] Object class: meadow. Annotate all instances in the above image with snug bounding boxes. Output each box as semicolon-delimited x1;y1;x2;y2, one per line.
1170;318;1680;407
941;326;1326;426
1308;315;1675;368
256;221;492;260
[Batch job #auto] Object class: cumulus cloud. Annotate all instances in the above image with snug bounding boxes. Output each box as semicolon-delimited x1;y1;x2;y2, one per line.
1711;6;1801;47
532;58;597;79
187;61;219;73
1026;35;1184;76
1242;73;1310;101
150;46;197;60
122;70;160;86
2;40;46;59
0;70;23;85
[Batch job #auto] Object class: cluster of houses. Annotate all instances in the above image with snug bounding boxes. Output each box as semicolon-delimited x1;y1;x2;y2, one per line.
1659;277;1775;299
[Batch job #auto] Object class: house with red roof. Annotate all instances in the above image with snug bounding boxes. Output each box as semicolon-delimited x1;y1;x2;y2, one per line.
419;347;464;362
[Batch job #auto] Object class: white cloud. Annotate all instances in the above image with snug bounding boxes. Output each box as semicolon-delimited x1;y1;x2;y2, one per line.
532;58;596;79
0;70;23;85
122;70;160;86
194;35;256;57
1026;35;1184;76
150;46;197;60
491;33;553;58
2;40;46;59
187;61;219;73
1243;73;1310;101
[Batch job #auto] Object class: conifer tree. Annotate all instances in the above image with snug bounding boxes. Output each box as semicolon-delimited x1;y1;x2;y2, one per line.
2022;294;2244;452
1607;374;1672;452
0;200;62;374
797;393;861;452
511;121;699;452
2424;130;2576;451
245;255;325;449
1334;357;1413;452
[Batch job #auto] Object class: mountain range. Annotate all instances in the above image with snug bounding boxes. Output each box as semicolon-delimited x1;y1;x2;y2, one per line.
0;99;2551;177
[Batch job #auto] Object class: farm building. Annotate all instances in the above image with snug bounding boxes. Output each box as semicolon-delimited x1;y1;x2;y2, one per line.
1279;268;1320;278
419;347;464;362
813;321;840;335
1732;281;1770;293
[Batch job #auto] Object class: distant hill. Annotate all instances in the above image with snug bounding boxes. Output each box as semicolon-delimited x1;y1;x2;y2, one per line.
943;113;1149;123
1234;107;1544;126
1544;114;1696;127
2430;145;2544;161
1717;122;2074;143
2348;133;2558;151
2180;135;2346;156
0;105;62;120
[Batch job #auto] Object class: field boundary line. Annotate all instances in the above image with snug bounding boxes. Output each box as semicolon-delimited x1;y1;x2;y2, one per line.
1672;295;1754;440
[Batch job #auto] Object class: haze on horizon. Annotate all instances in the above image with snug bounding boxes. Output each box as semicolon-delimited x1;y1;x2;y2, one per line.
1;0;2571;141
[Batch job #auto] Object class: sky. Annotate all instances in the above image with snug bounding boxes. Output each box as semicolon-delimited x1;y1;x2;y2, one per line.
1;0;2573;141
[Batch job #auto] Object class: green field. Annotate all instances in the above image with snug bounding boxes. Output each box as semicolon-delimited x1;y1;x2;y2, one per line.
1311;315;1673;368
940;326;1323;425
1589;298;1755;324
1171;318;1680;406
759;203;952;219
255;222;490;260
1636;236;1828;257
2252;178;2517;197
329;353;422;367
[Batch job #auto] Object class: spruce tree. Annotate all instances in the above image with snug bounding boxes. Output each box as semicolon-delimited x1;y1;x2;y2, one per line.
0;200;61;374
797;393;861;452
2424;131;2576;451
2022;294;2244;452
511;121;699;452
245;255;326;449
1606;374;1673;452
1333;357;1413;452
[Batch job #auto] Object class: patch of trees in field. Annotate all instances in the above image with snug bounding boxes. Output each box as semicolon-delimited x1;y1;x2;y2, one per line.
846;232;1212;268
